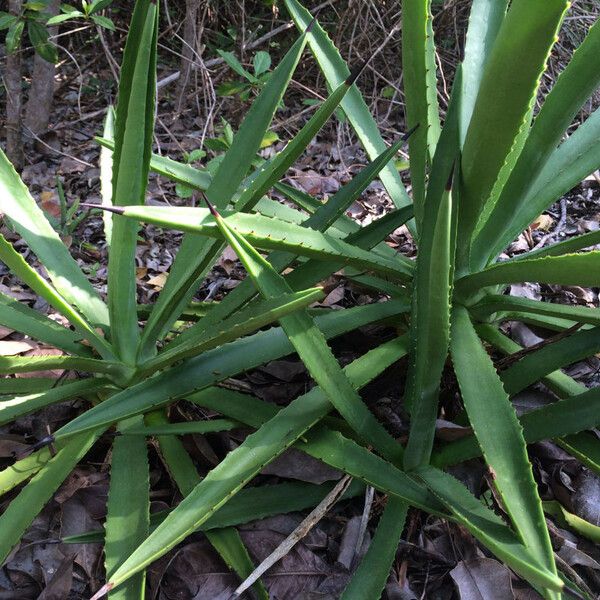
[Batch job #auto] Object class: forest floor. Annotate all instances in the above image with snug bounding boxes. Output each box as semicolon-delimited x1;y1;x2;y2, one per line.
2;3;600;598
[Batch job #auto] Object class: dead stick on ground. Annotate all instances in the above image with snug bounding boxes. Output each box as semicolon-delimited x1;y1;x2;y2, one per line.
229;475;352;599
352;485;374;568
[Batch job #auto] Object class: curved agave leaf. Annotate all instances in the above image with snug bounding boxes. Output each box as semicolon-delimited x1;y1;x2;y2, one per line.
401;0;440;226
500;326;600;396
509;228;600;260
283;0;412;214
459;0;508;143
0;235;114;359
0;430;101;564
416;467;562;593
456;252;600;294
0;152;109;329
97;205;414;282
450;307;557;583
104;416;149;600
139;288;324;374
64;480;365;544
433;384;600;467
491;104;600;259
473;17;600;268
0;291;90;355
457;0;568;271
107;0;158;363
471;294;600;327
339;498;407;600
0;377;108;426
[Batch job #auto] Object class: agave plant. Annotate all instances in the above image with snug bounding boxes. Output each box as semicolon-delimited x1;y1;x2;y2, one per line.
3;0;600;598
0;1;416;598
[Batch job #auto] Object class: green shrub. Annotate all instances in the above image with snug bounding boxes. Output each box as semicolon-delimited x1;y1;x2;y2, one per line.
2;0;600;599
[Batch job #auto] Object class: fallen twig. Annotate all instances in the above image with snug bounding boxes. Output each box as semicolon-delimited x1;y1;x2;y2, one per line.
229;475;352;599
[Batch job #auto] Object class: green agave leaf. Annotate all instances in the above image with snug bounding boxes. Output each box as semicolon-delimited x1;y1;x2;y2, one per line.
456;252;600;295
101;205;414;282
450;306;557;580
558;432;600;475
0;430;100;564
301;424;443;514
147;410;268;600
401;0;440;226
433;384;600;467
254;196;319;226
489;104;600;259
283;0;412;214
404;177;454;468
142;288;325;374
476;323;587;399
0;377;108;426
104;416;149;600
473;16;600;268
339;498;407;600
0;234;113;360
511;229;600;261
210;44;307;211
0;151;109;329
500;326;600;396
281;205;413;296
63;480;365;544
55;302;406;440
459;0;508;143
508;313;593;336
403;71;460;470
0;292;90;355
471;294;600;327
124;419;240;436
93;336;418;595
107;0;158;363
0;233;113;359
0;446;56;497
457;0;568;271
299;133;413;234
0;377;55;394
0;354;128;378
543;500;600;544
137;301;213;322
138;30;309;357
206;201;404;463
232;75;364;215
415;466;563;593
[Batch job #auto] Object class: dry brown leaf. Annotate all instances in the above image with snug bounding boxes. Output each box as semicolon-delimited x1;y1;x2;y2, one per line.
530;214;554;231
147;272;168;289
0;325;15;339
0;340;37;356
40;190;62;220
